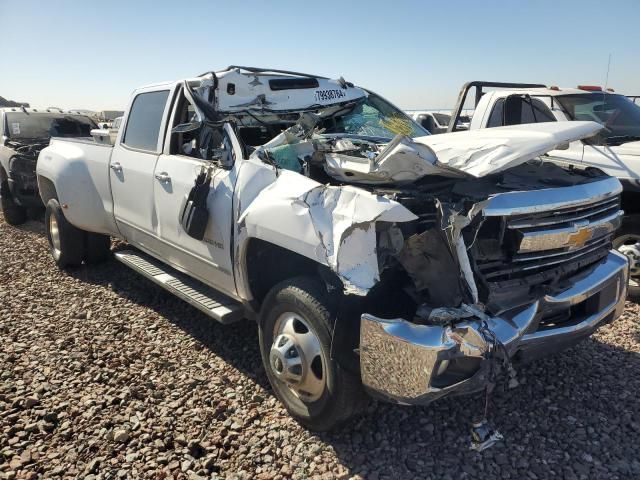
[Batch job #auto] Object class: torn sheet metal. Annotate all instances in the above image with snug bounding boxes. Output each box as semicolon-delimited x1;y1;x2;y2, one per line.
414;121;602;177
301;184;417;294
323;135;466;184
237;170;417;295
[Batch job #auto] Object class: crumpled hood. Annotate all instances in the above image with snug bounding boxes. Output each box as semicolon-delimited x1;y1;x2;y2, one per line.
610;140;640;157
414;121;602;177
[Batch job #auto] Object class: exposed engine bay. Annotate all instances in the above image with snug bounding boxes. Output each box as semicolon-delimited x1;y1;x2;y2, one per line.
4;138;49;200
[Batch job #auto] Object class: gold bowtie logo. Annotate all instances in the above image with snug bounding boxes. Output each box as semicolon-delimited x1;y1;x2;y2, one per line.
567;226;593;249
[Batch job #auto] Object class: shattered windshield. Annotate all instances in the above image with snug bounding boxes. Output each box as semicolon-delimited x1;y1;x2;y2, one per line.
321;93;429;140
5;112;97;140
555;93;640;146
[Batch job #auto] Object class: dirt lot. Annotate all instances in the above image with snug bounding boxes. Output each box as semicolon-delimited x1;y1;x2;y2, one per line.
1;215;639;480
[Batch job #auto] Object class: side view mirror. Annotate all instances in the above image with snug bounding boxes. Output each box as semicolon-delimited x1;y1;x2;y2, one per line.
556;142;570;151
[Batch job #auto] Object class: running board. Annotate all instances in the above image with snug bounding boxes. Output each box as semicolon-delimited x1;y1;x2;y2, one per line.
114;250;244;324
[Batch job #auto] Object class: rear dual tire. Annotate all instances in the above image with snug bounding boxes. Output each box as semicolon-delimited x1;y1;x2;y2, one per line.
44;199;111;268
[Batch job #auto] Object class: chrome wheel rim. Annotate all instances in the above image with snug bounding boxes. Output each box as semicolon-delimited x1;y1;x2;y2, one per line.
49;215;61;258
614;234;640;286
270;312;326;402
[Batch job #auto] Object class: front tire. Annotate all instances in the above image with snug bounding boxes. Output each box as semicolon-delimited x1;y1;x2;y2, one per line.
45;199;84;268
0;179;27;226
259;276;365;431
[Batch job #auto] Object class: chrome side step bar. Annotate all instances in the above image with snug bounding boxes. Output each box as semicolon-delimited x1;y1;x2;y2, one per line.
114;250;244;324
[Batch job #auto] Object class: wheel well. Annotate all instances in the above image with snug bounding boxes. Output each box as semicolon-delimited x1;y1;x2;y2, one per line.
37;176;58;204
244;238;341;306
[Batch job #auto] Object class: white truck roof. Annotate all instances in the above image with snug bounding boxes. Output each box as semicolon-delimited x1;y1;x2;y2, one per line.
132;67;368;116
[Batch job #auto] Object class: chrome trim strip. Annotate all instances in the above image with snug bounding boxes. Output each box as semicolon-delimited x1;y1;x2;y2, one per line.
482;177;622;217
507;198;620;229
512;236;610;263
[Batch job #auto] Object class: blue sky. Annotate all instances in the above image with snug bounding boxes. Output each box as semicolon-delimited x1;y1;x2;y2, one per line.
1;0;638;111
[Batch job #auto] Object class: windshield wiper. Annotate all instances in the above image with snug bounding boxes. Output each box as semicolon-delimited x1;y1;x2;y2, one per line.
604;135;640;146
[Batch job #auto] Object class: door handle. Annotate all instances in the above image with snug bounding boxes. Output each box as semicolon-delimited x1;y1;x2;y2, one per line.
154;172;171;183
110;162;122;173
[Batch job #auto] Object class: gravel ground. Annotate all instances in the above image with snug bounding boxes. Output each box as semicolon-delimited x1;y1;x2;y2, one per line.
1;215;639;480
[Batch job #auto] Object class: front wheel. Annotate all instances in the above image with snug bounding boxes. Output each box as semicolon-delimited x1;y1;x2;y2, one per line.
259;277;365;431
45;199;84;268
0;179;27;226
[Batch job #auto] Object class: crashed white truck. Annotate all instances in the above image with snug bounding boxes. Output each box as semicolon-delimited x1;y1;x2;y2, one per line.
36;67;628;432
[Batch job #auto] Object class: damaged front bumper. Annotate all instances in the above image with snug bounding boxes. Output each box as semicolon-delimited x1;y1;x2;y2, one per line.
360;251;628;405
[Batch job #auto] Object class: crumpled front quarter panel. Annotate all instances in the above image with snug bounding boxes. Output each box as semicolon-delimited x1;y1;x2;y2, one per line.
234;161;417;298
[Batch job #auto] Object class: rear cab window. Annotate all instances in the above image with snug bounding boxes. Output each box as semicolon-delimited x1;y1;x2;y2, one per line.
4;112;96;139
487;96;556;128
122;90;170;152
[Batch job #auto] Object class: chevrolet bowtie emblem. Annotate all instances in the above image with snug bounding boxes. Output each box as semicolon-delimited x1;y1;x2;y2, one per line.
567;226;593;249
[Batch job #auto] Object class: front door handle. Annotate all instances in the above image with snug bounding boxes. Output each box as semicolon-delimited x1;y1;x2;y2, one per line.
154;172;171;183
110;162;122;173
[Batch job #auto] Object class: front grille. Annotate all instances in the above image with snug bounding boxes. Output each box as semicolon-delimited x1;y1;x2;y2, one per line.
471;189;621;313
506;195;620;230
476;234;613;283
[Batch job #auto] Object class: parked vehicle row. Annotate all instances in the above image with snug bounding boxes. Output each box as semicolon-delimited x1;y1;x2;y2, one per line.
23;66;628;435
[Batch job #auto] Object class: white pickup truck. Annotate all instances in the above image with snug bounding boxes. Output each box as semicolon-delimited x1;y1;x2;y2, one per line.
36;67;628;431
449;81;640;292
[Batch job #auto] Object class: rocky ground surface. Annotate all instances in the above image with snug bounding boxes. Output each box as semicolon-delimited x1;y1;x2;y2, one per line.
1;215;639;480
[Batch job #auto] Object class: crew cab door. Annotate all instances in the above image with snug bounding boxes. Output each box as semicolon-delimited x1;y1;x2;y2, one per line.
152;88;240;296
110;88;171;251
485;94;585;166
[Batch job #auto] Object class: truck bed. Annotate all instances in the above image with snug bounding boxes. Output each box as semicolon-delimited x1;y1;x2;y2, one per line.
37;137;118;235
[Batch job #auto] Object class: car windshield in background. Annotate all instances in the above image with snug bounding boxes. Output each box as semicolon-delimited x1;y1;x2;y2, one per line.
5;112;97;140
555;93;640;145
321;93;429;140
433;113;451;126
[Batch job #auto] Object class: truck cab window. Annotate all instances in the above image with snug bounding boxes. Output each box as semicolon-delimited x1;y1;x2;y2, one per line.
122;90;169;151
169;91;230;165
486;99;504;128
487;96;555;128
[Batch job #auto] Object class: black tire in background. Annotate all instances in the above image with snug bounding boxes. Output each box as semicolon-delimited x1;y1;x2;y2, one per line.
259;276;366;431
613;215;640;299
0;179;27;226
44;198;84;268
84;232;111;264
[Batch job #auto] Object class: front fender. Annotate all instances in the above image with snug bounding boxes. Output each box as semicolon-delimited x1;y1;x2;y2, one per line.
234;166;417;299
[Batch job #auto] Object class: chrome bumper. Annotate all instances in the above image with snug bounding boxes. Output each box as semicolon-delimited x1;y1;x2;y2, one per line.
360;251;628;405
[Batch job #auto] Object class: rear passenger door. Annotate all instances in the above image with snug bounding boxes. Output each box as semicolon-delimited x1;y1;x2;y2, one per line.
110;88;172;252
486;95;584;166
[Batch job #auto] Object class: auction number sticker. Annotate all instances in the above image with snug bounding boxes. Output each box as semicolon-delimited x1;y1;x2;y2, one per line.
11;123;20;135
314;89;347;103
